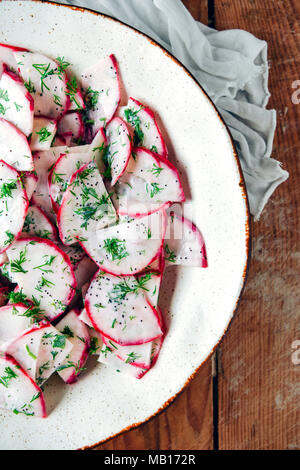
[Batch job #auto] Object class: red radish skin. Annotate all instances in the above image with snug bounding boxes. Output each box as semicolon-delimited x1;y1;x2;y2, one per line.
0;118;34;171
0;159;29;254
0;354;47;418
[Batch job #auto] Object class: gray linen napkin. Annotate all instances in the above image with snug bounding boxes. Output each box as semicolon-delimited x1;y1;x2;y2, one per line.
59;0;289;220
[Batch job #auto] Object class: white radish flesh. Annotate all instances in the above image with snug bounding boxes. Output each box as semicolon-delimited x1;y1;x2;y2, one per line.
0;160;29;253
57;161;117;245
48;151;91;210
164;212;208;267
0;354;46;417
0;303;35;347
6;237;77;321
21;205;58;241
79;209;166;276
105;117;131;186
98;348;146;379
85;270;163;346
14;51;70;119
121;97;167;157
81;55;120;136
30;116;57;151
56;309;90;384
0;66;34;136
0;118;33;171
115;147;185;216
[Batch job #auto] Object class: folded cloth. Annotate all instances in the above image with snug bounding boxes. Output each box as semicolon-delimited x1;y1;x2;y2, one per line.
59;0;289;220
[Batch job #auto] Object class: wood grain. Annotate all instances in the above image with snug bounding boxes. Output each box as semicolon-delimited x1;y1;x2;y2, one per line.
214;0;300;450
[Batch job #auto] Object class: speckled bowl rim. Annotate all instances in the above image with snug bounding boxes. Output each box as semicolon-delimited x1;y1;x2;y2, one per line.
14;0;251;449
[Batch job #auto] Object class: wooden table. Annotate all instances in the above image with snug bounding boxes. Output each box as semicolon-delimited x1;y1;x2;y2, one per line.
95;0;300;450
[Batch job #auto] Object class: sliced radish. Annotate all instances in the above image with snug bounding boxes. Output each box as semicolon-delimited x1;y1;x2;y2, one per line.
6;237;76;321
114;147;185;216
57;161;117;245
0;118;33;171
105;117;131;185
1;322;45;380
101;335;152;370
0;354;46;417
81;54;120;136
65;76;85;111
98;348;146;379
164;212;208;267
56;309;90;384
78;308;103;355
0;66;34;136
48;151;91;210
121;97;167;157
79;209;166;276
22;206;58;241
20;171;38;201
32;146;67;220
85;270;163;346
30;116;57;151
0;303;35;346
2;321;73;386
88;127;107;175
0;160;29;254
0;43;28;75
14;51;69;119
100;271;163;368
136;271;162;309
57;112;84;147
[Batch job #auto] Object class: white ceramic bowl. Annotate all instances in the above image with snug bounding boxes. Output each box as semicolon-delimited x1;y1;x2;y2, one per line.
0;0;250;450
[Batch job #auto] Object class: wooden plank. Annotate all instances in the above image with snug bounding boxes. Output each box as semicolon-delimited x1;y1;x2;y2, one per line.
94;1;213;451
214;0;300;449
182;0;209;22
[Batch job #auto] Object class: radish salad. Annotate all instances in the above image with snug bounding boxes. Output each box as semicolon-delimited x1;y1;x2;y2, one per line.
0;44;207;418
